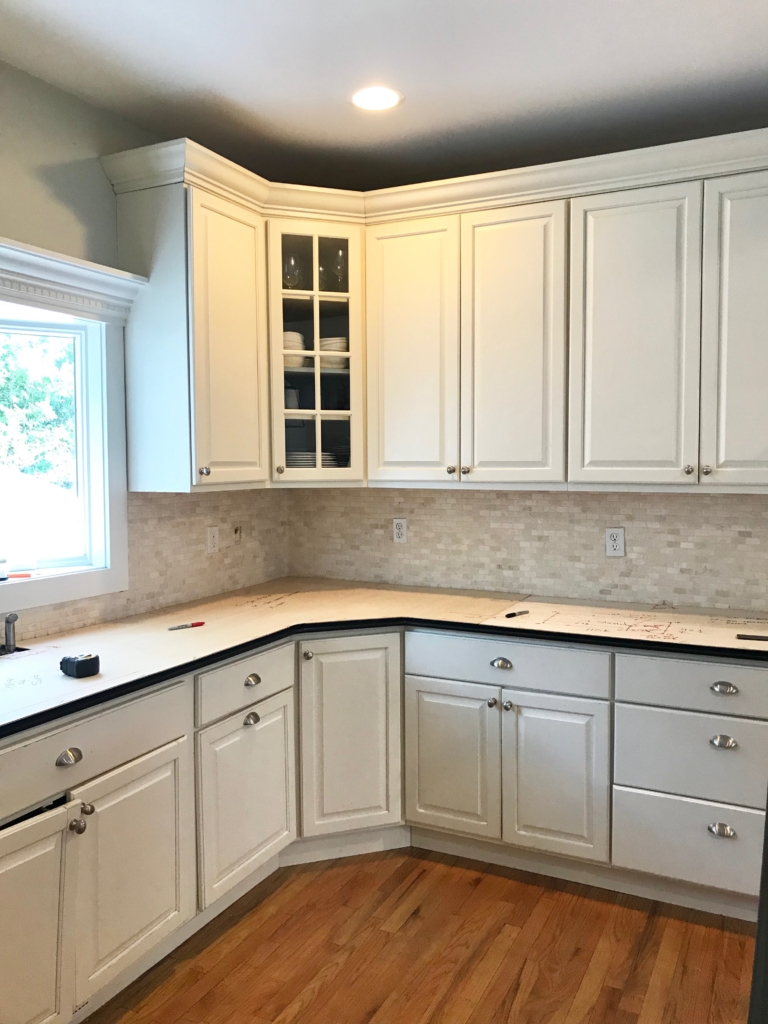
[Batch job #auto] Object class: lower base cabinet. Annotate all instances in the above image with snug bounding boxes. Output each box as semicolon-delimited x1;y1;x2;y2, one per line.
197;688;296;908
71;738;196;1006
404;675;610;861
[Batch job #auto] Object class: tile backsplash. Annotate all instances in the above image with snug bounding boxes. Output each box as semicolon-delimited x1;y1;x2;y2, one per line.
290;489;768;613
14;490;288;641
11;486;768;641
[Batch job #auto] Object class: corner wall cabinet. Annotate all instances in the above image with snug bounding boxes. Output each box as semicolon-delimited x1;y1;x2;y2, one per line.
267;218;364;482
116;183;270;491
300;633;402;835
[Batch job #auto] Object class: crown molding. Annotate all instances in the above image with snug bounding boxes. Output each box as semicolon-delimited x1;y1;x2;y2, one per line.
0;236;146;323
101;139;367;222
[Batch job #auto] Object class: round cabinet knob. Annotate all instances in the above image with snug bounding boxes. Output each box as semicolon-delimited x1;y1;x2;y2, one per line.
81;803;95;816
684;465;695;475
276;465;285;474
487;698;497;708
711;681;739;695
69;819;87;835
198;466;211;477
243;712;260;727
303;650;314;660
702;465;713;476
461;466;471;475
502;700;514;711
55;747;83;768
446;466;456;475
710;734;738;750
708;822;737;839
244;673;261;688
490;657;513;670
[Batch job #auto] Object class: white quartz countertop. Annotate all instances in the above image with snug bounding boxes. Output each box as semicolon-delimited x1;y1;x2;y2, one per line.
2;576;768;734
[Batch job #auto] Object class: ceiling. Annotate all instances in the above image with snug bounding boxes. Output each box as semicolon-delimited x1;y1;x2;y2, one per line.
1;0;768;191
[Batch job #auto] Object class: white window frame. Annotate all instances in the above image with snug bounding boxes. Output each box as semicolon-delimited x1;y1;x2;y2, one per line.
0;236;145;612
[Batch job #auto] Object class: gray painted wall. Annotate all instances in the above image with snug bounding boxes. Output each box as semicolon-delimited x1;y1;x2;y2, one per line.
0;60;155;265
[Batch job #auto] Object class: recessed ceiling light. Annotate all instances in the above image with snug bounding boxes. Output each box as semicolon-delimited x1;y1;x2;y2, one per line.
351;86;403;111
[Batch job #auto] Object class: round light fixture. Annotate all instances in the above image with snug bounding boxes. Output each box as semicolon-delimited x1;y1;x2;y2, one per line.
351;86;403;111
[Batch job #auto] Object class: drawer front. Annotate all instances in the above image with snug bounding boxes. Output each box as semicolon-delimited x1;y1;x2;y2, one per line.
615;653;768;718
0;681;192;822
406;631;610;698
196;643;295;725
613;785;764;895
615;704;768;808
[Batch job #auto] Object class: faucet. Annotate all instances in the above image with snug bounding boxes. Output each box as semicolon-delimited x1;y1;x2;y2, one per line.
4;613;18;653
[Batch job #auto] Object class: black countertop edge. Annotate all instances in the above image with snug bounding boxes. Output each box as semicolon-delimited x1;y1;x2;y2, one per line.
3;614;768;741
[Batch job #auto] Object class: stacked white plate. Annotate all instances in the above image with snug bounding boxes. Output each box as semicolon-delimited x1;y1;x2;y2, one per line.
320;336;348;368
284;331;307;367
285;452;316;468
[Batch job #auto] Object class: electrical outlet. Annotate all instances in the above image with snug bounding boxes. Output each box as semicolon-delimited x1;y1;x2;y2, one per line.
233;525;242;546
393;518;408;544
605;527;625;557
206;526;219;554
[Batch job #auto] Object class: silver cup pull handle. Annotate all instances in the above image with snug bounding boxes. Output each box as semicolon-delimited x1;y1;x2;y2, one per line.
708;822;737;839
55;747;83;768
490;657;513;670
244;673;261;687
243;712;260;727
710;734;738;750
711;681;739;695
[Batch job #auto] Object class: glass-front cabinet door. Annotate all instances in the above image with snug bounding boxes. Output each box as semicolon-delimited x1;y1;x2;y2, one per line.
267;219;364;482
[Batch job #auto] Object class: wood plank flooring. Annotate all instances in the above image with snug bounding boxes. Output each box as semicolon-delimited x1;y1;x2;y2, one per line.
84;850;756;1024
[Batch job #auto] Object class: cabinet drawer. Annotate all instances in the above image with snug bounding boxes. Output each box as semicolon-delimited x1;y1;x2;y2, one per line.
615;704;768;808
406;631;610;698
615;653;768;718
196;643;295;725
613;785;764;895
0;681;192;822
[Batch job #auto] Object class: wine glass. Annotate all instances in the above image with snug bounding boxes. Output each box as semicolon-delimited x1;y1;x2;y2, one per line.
331;248;346;289
283;254;301;289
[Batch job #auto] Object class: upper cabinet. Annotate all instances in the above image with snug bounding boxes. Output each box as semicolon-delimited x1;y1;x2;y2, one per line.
460;202;567;484
700;170;768;486
116;183;270;491
366;216;461;482
267;219;364;482
569;183;703;485
366;204;566;485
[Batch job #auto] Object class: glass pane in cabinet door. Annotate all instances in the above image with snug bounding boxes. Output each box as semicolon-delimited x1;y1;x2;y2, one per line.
285;418;316;469
318;238;349;293
318;299;349;351
284;357;315;410
282;235;313;291
320;357;350;410
283;296;314;354
320;418;351;469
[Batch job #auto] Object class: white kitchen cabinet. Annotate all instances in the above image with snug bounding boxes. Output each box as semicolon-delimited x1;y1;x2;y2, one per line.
404;675;501;839
267;218;364;482
569;182;703;485
501;690;610;861
116;183;270;491
366;216;461;482
701;169;768;485
300;634;402;836
197;689;296;908
460;201;567;484
0;801;81;1024
71;738;196;1006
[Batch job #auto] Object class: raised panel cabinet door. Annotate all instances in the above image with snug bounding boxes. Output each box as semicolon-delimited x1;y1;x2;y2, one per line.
569;183;703;484
70;738;196;1007
300;634;401;836
198;689;296;908
460;202;567;483
502;690;610;861
0;801;81;1024
188;188;269;486
701;170;768;485
366;216;461;482
405;675;502;838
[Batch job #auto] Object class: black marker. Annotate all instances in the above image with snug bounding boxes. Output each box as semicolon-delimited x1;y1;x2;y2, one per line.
505;610;530;619
736;633;768;641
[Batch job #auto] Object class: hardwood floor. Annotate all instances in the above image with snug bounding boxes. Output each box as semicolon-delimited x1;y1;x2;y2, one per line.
85;850;756;1024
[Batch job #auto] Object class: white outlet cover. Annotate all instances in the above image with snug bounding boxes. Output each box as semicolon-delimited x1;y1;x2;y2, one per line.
393;518;408;544
605;527;625;557
206;526;219;554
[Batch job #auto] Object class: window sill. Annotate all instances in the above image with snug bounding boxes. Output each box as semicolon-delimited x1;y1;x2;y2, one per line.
0;563;129;614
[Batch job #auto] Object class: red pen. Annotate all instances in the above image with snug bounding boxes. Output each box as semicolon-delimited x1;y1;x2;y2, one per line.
168;621;205;631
